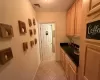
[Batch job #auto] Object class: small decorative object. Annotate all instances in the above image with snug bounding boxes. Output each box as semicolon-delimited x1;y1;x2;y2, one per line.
33;29;36;35
18;20;27;34
0;48;13;65
23;42;28;51
28;19;32;27
33;18;36;25
86;20;100;40
30;41;34;47
0;23;14;38
29;29;33;36
46;31;48;35
34;38;37;45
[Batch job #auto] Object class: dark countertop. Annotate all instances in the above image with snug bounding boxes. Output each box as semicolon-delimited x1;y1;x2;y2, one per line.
60;43;79;67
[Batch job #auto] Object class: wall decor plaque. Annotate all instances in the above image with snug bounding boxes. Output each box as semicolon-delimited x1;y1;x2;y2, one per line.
34;38;37;45
23;42;28;51
33;18;36;25
29;29;33;36
28;19;32;27
18;20;27;34
30;41;34;47
0;23;14;38
33;29;36;35
86;20;100;40
0;48;13;65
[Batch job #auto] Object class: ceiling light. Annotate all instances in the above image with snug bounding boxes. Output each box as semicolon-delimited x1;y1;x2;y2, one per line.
44;0;54;3
45;0;48;2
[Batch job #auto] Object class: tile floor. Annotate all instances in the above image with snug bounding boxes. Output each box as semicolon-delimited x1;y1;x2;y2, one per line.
34;61;67;80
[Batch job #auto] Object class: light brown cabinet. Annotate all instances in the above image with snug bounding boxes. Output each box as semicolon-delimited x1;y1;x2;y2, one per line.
75;0;82;36
88;0;100;16
60;49;65;70
68;64;77;80
79;0;100;80
66;0;82;36
66;3;75;36
83;44;100;80
66;9;71;35
70;3;76;36
60;48;78;80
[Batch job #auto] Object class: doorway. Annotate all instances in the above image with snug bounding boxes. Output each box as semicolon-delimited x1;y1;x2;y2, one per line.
39;23;56;62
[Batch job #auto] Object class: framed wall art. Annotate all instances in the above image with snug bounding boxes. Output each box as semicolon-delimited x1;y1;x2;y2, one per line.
30;41;34;48
34;38;37;45
18;20;27;34
0;47;13;65
23;42;28;51
33;29;36;35
29;29;33;36
0;23;14;38
33;18;36;25
28;19;32;27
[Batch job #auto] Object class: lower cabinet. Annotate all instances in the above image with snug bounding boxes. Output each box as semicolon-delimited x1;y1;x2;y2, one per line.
60;48;78;80
68;64;77;80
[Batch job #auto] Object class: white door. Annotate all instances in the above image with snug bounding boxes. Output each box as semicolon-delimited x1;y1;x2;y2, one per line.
40;24;53;61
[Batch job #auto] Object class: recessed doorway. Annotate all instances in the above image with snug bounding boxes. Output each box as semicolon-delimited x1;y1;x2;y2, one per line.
39;23;56;62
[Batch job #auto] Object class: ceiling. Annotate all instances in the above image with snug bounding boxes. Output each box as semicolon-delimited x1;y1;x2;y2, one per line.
30;0;75;12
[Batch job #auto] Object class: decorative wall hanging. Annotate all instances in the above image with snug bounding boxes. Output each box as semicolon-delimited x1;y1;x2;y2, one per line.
0;23;14;38
86;20;100;40
34;38;37;45
18;20;27;34
23;42;28;51
33;18;36;25
29;29;33;36
28;19;32;27
30;41;34;47
0;48;13;65
33;29;36;35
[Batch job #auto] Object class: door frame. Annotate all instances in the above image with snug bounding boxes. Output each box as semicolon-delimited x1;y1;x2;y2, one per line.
38;22;57;62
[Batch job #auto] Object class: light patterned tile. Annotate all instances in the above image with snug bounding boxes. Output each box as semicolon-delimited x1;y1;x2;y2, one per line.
34;61;67;80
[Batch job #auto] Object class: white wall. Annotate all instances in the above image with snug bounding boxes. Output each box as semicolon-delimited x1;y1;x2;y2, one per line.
0;0;40;80
37;12;68;60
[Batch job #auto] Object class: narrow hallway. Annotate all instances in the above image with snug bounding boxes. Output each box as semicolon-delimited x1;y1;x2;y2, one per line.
34;61;67;80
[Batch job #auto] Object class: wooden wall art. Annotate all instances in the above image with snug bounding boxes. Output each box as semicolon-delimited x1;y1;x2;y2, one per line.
0;23;14;38
28;19;32;27
0;48;13;65
29;29;33;36
34;38;37;45
33;29;36;35
18;20;27;34
23;42;28;51
30;41;34;47
33;18;36;25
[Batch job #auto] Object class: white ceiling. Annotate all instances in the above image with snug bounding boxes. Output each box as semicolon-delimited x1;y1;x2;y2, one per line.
30;0;75;12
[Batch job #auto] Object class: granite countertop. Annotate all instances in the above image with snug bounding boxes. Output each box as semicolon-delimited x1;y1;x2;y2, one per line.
60;43;79;67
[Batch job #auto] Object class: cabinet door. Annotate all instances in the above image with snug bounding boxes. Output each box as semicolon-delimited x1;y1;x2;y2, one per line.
66;9;71;35
60;49;65;70
65;55;69;79
68;64;76;80
75;0;82;36
88;0;100;16
84;44;100;80
70;3;76;36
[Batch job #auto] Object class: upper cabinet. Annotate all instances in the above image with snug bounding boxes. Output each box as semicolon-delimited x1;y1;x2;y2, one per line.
66;9;71;35
66;0;82;37
88;0;100;16
75;0;82;36
70;3;76;36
